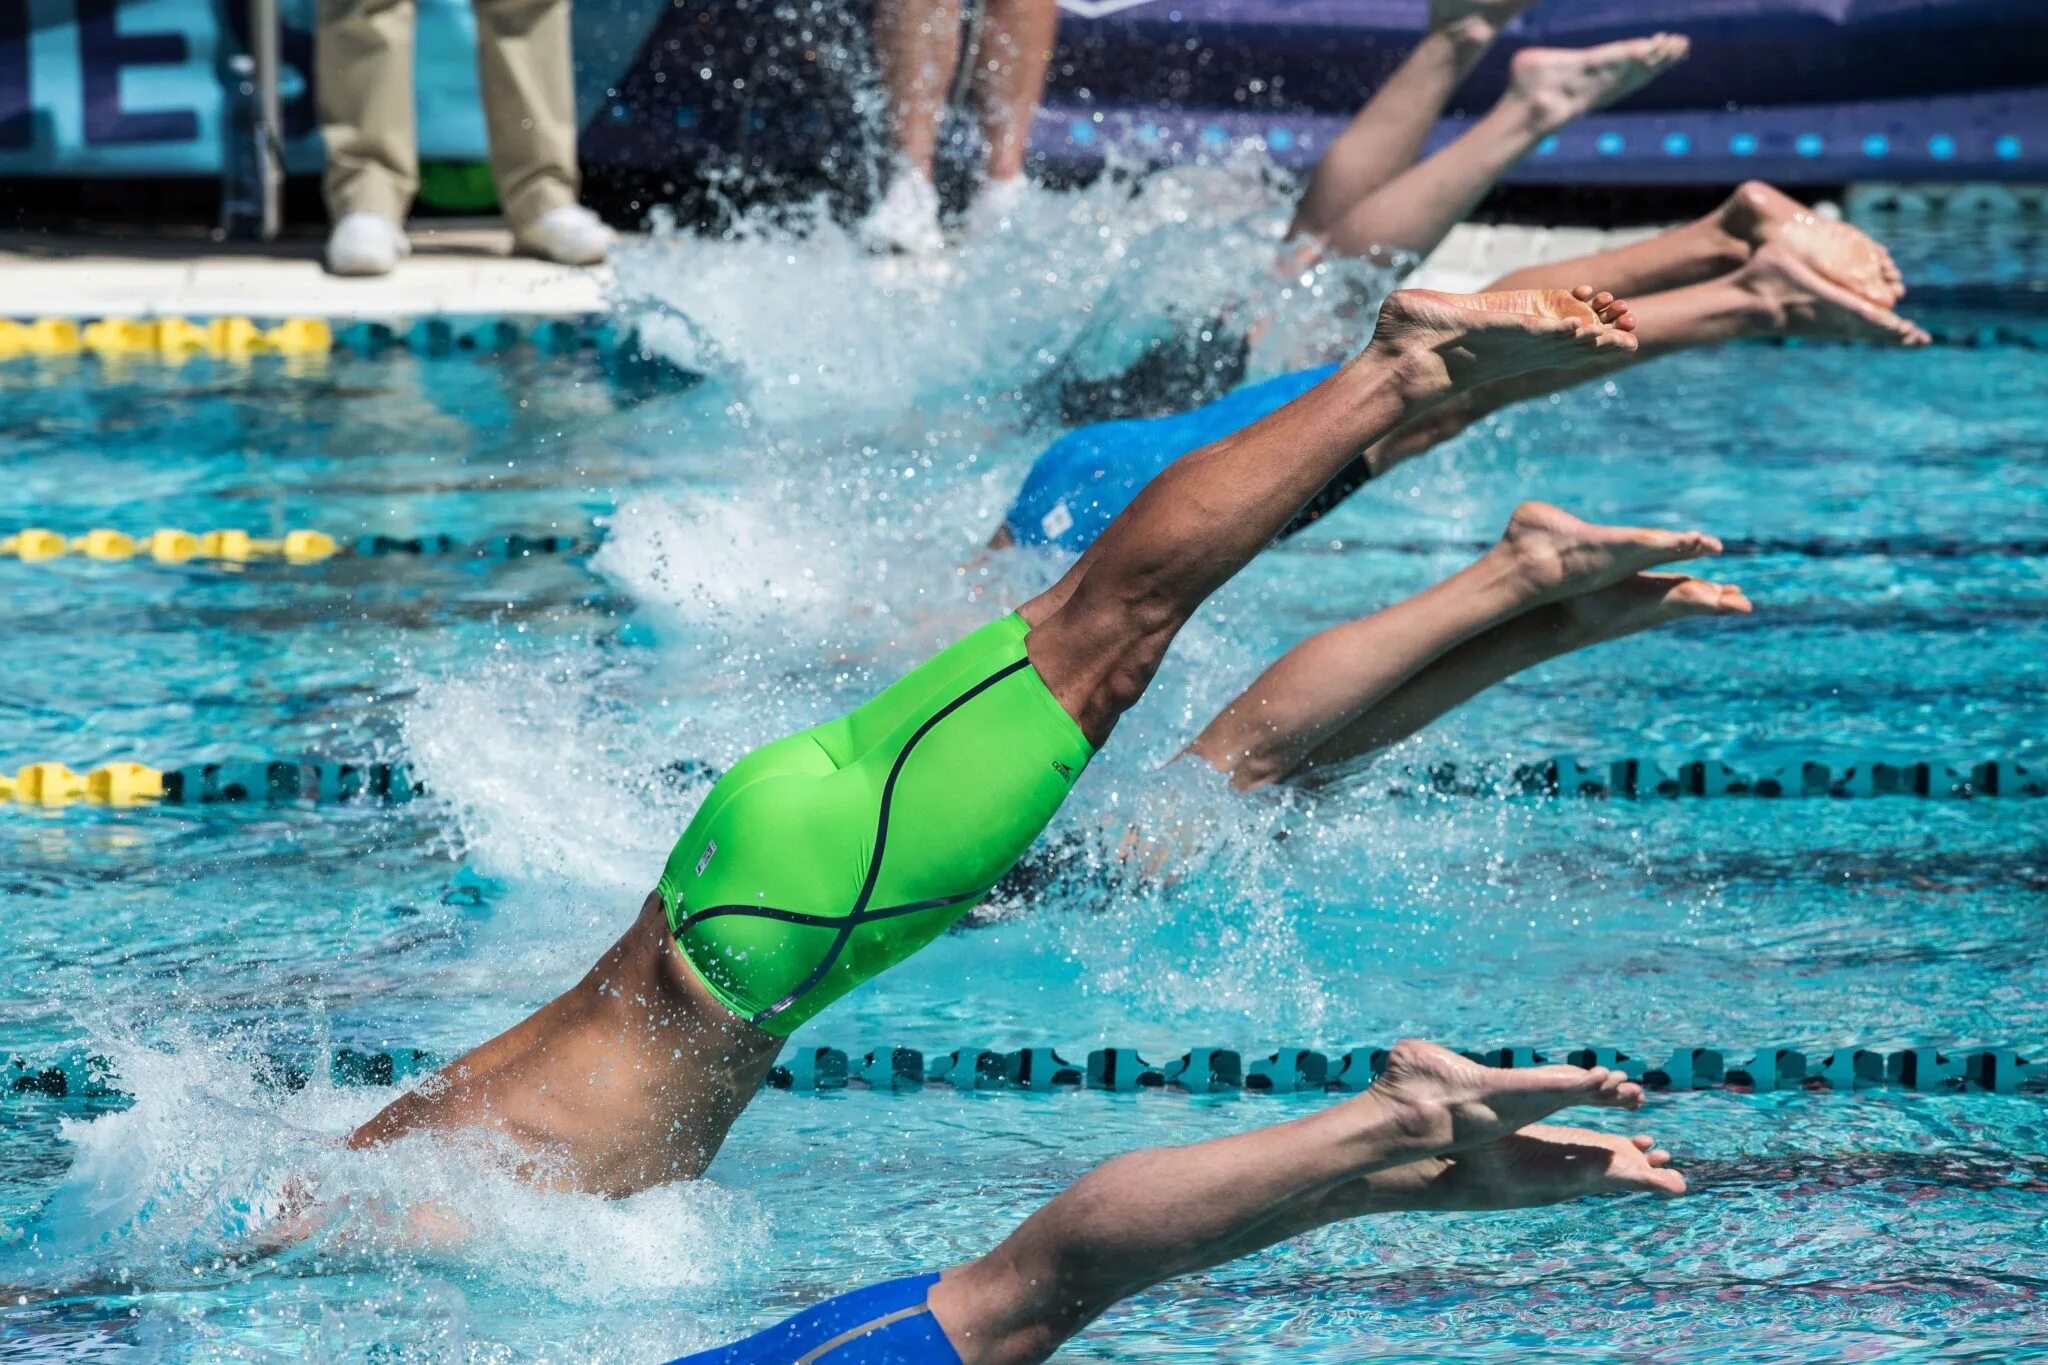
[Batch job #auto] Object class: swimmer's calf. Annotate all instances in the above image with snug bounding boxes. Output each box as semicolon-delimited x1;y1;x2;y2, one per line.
672;1040;1680;1364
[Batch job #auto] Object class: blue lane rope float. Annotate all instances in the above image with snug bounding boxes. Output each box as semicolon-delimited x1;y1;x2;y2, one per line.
3;753;2039;810
0;527;593;566
8;1041;2044;1103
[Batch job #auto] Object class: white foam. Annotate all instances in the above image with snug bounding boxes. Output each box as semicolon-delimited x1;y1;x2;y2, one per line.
6;1028;765;1318
611;165;1297;427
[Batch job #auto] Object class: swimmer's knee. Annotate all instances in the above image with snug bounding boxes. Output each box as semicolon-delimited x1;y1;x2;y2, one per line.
1028;600;1173;733
934;1254;1078;1365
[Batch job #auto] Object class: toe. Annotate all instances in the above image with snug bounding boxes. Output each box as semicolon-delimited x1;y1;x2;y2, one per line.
1649;1168;1688;1195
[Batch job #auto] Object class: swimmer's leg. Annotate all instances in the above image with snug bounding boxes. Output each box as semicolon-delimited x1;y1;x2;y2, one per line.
1313;35;1690;263
875;0;964;184
1360;236;1930;478
1189;503;1727;789
1293;571;1750;780
1487;180;1906;303
1016;288;1639;743
926;1040;1670;1363
1287;1;1520;248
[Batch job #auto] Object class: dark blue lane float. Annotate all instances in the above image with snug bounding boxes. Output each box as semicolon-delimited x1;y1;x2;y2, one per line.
577;0;2046;187
12;1041;2044;1101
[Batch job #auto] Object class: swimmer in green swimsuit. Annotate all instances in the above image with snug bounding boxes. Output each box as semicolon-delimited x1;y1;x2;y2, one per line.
347;283;1640;1196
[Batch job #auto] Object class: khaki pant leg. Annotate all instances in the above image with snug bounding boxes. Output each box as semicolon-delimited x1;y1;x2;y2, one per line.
472;0;580;228
317;0;419;221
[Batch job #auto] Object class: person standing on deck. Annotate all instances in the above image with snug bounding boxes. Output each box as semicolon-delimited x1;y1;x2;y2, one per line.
861;0;1059;253
318;0;617;275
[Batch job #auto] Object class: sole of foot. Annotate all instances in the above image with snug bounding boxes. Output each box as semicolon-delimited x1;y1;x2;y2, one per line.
1369;1039;1644;1153
1443;1124;1688;1207
1509;34;1692;135
1724;181;1905;305
1737;241;1930;345
1561;571;1753;644
1503;501;1723;605
1372;286;1638;393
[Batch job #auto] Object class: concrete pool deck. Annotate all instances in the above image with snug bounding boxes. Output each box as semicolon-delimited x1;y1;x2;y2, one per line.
0;222;609;319
0;219;1650;321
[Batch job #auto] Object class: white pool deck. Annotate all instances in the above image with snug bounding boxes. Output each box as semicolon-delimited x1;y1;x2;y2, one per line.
0;219;1649;321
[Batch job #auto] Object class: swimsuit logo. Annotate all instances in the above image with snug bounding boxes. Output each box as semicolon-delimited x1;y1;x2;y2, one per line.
695;840;718;876
1042;501;1074;539
1051;760;1074;781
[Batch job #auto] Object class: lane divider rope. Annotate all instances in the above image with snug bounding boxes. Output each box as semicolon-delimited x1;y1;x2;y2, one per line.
0;317;332;359
0;528;591;565
6;315;2044;361
0;315;671;362
0;760;418;808
10;526;2041;569
1468;755;2043;800
7;1041;2043;1102
2;753;2039;809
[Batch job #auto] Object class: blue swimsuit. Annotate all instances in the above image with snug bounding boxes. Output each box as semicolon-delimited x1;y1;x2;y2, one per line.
667;1274;961;1364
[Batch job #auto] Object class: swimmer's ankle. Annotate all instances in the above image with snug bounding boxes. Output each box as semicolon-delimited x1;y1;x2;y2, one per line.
1727;256;1801;335
1342;1081;1455;1158
1344;341;1448;412
1435;14;1501;56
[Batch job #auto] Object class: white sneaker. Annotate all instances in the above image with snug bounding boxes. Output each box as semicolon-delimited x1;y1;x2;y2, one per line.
514;204;616;266
962;175;1030;239
325;211;409;277
859;172;944;255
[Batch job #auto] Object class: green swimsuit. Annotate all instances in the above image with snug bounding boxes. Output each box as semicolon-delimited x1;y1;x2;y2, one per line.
658;614;1094;1034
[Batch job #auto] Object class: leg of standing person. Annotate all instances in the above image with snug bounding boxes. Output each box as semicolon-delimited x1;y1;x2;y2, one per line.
318;0;420;275
960;0;1057;234
865;0;963;252
1187;504;1748;789
473;0;615;265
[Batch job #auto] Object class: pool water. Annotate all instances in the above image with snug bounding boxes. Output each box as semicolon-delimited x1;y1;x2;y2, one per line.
2;185;2046;1361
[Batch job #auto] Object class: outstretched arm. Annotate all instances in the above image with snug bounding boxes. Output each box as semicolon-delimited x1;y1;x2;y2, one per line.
927;1040;1678;1365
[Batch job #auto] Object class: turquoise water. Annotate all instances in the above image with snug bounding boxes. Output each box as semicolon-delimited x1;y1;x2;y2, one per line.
2;192;2046;1360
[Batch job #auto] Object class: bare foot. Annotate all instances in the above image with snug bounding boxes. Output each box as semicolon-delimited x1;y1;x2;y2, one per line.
1735;242;1930;346
1438;1124;1688;1206
1721;180;1905;305
1558;571;1752;644
1506;35;1691;136
1499;501;1722;605
1366;1039;1642;1154
1367;286;1637;398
